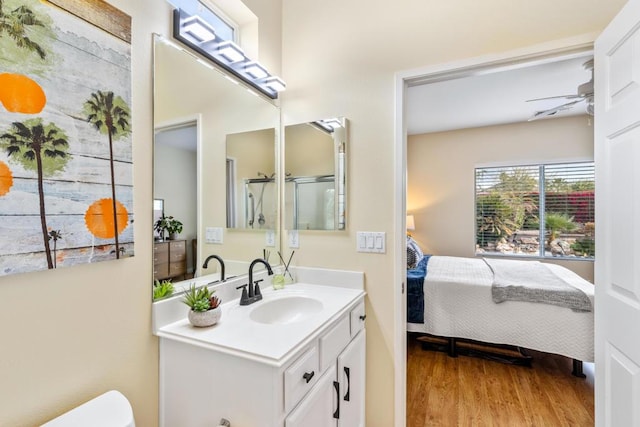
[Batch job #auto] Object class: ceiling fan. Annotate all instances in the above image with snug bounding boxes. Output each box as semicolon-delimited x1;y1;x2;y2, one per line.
526;58;594;121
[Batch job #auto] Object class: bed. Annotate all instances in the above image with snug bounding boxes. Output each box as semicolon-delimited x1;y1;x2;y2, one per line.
406;254;595;366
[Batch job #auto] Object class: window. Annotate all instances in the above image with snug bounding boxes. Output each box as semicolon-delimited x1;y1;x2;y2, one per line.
475;162;595;259
179;0;237;42
197;1;236;42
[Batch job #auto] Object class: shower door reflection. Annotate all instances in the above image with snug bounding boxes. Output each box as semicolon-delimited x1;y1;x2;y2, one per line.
285;176;336;230
243;175;277;229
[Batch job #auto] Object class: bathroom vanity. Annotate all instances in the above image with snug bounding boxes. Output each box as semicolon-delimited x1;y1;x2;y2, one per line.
154;269;366;427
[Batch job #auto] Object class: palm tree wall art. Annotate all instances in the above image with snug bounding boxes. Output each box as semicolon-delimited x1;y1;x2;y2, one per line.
84;90;131;259
0;0;132;277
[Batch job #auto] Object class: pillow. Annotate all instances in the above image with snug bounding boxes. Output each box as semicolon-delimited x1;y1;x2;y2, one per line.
407;236;423;269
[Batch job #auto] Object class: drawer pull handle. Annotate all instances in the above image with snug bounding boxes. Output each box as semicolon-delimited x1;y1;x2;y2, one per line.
302;371;315;383
344;366;351;401
359;314;366;321
333;381;340;419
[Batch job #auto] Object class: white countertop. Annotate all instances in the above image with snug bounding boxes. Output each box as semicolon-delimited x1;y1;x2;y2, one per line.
156;282;365;366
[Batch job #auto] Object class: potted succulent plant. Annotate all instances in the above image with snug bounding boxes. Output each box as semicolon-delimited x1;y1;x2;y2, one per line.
153;215;183;240
182;284;222;327
153;279;174;301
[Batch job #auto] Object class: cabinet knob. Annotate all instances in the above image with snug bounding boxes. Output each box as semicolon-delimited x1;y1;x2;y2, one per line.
359;314;366;321
302;371;315;383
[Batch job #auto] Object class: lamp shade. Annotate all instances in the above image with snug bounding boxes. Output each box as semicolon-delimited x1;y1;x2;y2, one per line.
406;215;415;231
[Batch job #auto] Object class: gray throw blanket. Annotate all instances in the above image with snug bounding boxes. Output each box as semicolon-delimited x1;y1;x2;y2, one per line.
484;258;592;312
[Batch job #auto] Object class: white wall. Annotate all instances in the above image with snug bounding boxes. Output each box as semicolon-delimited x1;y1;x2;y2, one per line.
0;1;168;425
0;0;284;425
154;143;197;271
280;1;624;424
408;115;595;282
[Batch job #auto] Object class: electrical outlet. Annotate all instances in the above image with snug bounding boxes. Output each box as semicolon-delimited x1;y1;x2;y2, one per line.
288;230;299;248
265;230;275;247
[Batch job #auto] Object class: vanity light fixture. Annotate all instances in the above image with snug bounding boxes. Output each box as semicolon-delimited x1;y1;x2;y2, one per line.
243;62;269;79
181;14;216;43
212;40;245;63
262;76;287;93
314;117;343;133
173;8;286;99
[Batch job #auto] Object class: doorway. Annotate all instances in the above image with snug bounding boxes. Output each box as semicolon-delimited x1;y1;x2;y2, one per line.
394;38;596;426
154;119;200;277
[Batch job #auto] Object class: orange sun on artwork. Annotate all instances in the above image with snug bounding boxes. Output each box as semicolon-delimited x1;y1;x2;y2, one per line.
0;161;13;196
85;198;129;239
0;73;47;114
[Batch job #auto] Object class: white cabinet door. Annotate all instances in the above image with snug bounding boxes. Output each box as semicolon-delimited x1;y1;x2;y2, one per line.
337;330;366;427
285;366;338;427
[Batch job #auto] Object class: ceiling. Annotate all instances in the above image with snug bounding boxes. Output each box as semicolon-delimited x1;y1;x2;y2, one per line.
406;54;594;135
155;123;197;152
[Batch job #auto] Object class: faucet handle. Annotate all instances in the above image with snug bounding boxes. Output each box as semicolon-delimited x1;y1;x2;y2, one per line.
236;284;249;305
254;279;263;297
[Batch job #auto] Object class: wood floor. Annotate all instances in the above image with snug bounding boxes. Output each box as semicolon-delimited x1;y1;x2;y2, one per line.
407;335;594;426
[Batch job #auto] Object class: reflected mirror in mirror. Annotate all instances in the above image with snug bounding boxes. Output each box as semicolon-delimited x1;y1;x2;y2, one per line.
284;118;347;230
226;129;277;230
153;35;280;298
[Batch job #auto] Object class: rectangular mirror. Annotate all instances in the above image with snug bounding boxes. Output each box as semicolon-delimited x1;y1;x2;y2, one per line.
153;34;280;296
284;118;348;230
226;129;277;230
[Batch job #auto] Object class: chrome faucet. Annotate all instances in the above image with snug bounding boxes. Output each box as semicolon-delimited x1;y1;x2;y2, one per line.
237;258;273;306
202;254;225;282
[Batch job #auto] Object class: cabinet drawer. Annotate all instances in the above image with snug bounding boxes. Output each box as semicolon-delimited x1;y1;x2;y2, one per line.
154;251;169;264
170;251;186;262
169;240;186;253
169;261;186;276
350;301;366;337
154;262;169;279
154;242;168;253
284;346;319;413
319;316;350;373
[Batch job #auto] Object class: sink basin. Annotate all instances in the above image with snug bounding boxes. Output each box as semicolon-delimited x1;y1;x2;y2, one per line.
250;296;323;325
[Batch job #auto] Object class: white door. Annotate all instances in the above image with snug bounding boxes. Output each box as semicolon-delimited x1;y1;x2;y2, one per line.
594;0;640;425
285;366;338;427
337;330;366;427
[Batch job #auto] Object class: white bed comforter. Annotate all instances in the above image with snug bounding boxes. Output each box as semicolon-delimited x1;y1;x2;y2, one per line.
407;256;595;362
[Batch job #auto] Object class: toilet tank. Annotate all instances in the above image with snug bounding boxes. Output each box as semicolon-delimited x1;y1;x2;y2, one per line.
41;390;135;427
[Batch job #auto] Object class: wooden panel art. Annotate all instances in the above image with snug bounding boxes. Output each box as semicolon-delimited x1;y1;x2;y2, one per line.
0;0;133;276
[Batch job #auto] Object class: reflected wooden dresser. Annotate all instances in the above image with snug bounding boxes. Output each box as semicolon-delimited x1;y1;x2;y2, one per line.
153;240;187;281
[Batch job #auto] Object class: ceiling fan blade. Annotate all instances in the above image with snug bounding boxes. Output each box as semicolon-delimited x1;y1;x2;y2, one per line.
528;99;582;121
526;94;583;102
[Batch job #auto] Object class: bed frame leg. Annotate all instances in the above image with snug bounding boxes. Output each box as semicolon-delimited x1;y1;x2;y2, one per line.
572;359;586;378
448;337;458;358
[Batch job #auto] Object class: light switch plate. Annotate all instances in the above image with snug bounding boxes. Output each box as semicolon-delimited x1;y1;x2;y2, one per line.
205;227;223;244
356;231;385;253
288;230;299;248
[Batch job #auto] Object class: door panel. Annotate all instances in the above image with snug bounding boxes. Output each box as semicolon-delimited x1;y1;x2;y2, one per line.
595;0;640;425
337;330;366;427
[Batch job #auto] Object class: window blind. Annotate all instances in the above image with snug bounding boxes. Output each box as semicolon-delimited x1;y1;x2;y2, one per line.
475;162;594;259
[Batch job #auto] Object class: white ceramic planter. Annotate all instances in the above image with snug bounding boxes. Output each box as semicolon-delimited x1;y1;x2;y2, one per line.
188;307;221;327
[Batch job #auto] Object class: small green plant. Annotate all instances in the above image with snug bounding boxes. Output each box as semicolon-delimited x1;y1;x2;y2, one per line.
545;212;577;241
153;215;183;238
153;279;174;300
182;284;221;312
571;237;595;257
